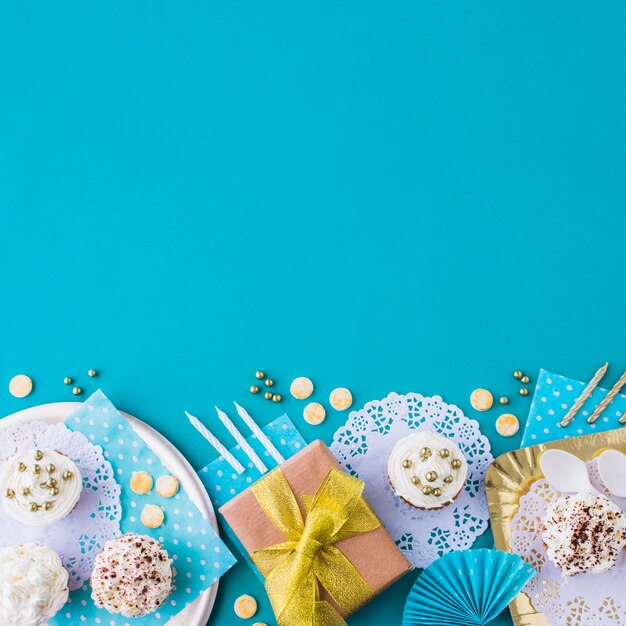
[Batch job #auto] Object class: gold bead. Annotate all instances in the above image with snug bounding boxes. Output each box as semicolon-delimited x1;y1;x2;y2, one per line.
410;475;420;485
250;385;260;394
420;447;432;459
425;471;437;482
44;502;53;510
519;387;529;396
451;459;462;469
47;478;57;488
72;386;82;396
18;463;26;473
22;487;30;496
88;369;97;377
33;464;41;475
34;450;44;461
521;375;530;384
499;396;509;405
264;391;273;400
439;449;450;458
432;487;442;497
64;377;73;385
265;379;274;387
272;394;282;403
30;503;40;512
422;486;433;495
5;489;15;499
46;464;56;474
444;475;454;484
255;371;265;380
51;487;59;496
402;459;412;469
513;370;523;380
62;471;73;481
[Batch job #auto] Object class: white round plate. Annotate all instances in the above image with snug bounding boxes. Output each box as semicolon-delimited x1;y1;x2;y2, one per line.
0;402;218;626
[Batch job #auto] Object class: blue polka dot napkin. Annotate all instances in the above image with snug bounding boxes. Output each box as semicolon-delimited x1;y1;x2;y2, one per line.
521;369;626;447
51;390;236;626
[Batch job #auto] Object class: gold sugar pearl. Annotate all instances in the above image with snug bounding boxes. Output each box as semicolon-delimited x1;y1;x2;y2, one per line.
451;459;462;470
521;375;530;384
47;478;57;488
519;387;529;396
272;394;282;403
46;464;56;474
432;487;442;497
422;486;433;495
444;475;454;484
30;503;40;512
62;471;73;480
33;464;41;475
22;487;31;496
73;387;83;396
513;370;523;380
44;502;53;510
425;471;437;482
51;487;59;496
255;371;265;380
34;450;44;461
402;459;412;469
499;396;509;405
64;377;73;385
5;489;15;499
439;449;450;459
264;391;273;400
250;385;260;394
265;379;274;387
420;447;432;460
410;476;420;485
18;463;26;473
88;369;97;377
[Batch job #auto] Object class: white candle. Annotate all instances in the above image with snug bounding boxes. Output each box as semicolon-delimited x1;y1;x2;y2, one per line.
233;402;285;465
215;407;268;474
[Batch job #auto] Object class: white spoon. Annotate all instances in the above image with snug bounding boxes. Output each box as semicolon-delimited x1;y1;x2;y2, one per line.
539;449;602;496
597;450;626;498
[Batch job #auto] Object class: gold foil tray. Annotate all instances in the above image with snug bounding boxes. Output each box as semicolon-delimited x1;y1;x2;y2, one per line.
485;427;626;626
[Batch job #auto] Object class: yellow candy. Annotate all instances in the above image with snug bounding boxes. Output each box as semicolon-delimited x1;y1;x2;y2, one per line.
140;504;164;529
496;413;519;437
290;377;314;400
329;387;353;411
303;402;326;426
234;594;258;619
130;471;153;495
156;475;179;499
9;375;33;398
470;388;493;411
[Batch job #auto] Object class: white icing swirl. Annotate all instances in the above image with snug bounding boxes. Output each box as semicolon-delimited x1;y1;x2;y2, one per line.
0;544;69;626
1;449;82;526
388;431;467;509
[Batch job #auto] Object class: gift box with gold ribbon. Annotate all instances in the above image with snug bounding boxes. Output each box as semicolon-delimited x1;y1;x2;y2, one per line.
220;440;412;626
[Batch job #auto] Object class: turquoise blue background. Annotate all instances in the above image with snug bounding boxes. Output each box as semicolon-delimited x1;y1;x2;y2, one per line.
2;2;626;624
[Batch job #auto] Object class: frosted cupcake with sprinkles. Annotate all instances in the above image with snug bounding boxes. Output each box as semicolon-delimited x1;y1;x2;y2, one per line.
387;431;468;510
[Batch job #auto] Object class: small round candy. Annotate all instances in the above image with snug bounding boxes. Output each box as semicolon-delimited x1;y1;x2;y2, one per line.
303;402;326;426
513;370;523;380
272;394;282;403
264;391;273;400
290;377;314;400
255;371;265;380
250;385;259;394
499;396;509;405
141;504;165;529
496;413;520;437
88;369;97;377
519;387;529;396
156;475;179;498
130;471;153;495
72;386;82;396
63;377;73;385
521;375;530;384
265;378;274;387
234;594;258;619
329;388;353;411
9;375;33;398
470;388;493;411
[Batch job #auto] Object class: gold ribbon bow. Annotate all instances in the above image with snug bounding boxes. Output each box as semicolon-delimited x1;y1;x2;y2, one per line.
250;467;380;626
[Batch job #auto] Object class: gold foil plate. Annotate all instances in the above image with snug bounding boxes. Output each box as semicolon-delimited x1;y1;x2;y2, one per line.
485;426;626;626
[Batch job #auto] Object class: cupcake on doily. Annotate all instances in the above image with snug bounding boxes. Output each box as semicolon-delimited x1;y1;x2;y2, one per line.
0;543;69;626
388;431;468;510
91;533;173;617
542;492;626;576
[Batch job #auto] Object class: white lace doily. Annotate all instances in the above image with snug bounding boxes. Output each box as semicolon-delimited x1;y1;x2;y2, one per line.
0;421;122;590
510;459;626;626
330;392;493;568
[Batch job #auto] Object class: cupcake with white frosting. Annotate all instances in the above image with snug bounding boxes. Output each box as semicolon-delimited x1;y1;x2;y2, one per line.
542;492;626;576
387;431;468;510
0;544;69;626
91;533;173;617
1;448;82;526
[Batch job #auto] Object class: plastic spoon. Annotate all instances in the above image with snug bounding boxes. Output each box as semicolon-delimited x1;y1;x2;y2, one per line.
539;449;601;496
597;450;626;498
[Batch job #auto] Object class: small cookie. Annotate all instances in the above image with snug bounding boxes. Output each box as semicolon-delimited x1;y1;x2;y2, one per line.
234;594;258;619
141;504;165;529
130;471;153;495
290;377;314;400
252;623;268;626
303;402;326;425
470;388;493;411
9;375;33;398
496;413;519;437
329;387;352;411
156;475;179;499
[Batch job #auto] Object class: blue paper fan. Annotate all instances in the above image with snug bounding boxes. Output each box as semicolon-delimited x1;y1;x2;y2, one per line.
402;549;535;626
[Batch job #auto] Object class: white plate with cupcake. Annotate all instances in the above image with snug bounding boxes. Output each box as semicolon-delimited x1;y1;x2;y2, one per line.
0;402;218;626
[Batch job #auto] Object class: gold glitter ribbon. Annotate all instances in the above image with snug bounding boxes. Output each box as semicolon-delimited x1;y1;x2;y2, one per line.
250;468;379;626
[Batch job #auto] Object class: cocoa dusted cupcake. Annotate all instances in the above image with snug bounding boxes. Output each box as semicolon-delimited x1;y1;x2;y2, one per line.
387;431;468;510
91;533;173;617
542;492;626;576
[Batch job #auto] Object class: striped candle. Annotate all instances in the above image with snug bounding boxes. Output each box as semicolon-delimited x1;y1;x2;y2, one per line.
559;362;608;427
215;407;268;474
588;369;626;424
